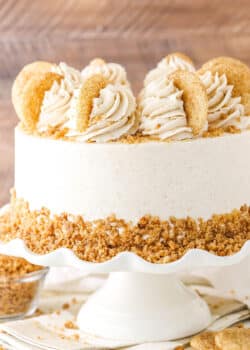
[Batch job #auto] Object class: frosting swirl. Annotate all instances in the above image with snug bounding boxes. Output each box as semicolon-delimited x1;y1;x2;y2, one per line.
38;63;82;129
38;80;71;129
200;71;250;130
139;77;193;140
144;56;195;86
52;62;82;92
81;59;129;85
67;83;137;142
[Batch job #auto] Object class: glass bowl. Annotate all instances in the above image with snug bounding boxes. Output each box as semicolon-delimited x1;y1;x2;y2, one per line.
0;266;49;321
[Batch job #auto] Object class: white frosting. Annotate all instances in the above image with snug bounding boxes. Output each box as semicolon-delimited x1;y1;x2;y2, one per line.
37;61;136;142
144;56;195;86
81;61;129;85
38;80;72;129
15;128;250;222
52;62;82;92
66;84;137;142
38;63;82;130
200;71;250;130
139;78;193;140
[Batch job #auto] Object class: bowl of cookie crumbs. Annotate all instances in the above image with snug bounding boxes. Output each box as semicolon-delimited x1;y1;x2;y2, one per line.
0;255;48;321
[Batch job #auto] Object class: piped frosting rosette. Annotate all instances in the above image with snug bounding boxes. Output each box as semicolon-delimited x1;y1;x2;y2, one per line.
81;58;129;86
199;57;250;131
144;53;195;86
66;74;138;142
138;70;208;141
38;63;83;130
12;61;82;131
12;61;137;142
12;55;250;143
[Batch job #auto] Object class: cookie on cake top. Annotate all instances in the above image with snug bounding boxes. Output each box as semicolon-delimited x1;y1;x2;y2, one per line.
12;61;82;131
199;56;250;131
12;61;54;110
12;54;250;143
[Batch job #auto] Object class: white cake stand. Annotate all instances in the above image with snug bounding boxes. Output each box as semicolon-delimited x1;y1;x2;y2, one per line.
0;229;250;344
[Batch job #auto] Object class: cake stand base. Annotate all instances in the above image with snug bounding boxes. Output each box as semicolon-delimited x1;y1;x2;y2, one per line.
77;272;211;343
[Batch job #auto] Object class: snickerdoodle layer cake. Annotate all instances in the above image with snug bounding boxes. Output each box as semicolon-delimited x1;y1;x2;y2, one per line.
1;54;250;263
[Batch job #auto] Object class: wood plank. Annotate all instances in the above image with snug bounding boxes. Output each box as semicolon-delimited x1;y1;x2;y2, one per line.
0;80;14;205
1;35;250;84
0;0;250;39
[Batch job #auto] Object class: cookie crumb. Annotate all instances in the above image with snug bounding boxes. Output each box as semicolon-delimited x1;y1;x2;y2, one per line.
64;320;78;330
0;190;250;264
0;255;42;317
62;303;70;310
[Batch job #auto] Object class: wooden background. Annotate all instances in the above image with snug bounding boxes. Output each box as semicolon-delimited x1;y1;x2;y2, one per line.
1;0;250;205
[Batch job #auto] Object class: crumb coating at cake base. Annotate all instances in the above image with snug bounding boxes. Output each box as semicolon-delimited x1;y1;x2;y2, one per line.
1;190;250;263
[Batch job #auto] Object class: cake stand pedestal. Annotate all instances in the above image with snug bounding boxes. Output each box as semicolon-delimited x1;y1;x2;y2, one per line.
77;272;210;342
0;234;249;343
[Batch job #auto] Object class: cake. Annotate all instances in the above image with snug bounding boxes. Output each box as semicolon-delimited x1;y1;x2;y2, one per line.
1;54;250;263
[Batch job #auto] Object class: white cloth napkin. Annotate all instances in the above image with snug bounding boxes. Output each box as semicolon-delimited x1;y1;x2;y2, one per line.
0;265;250;350
44;268;106;293
1;312;96;350
178;254;250;306
0;296;249;350
0;276;249;350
